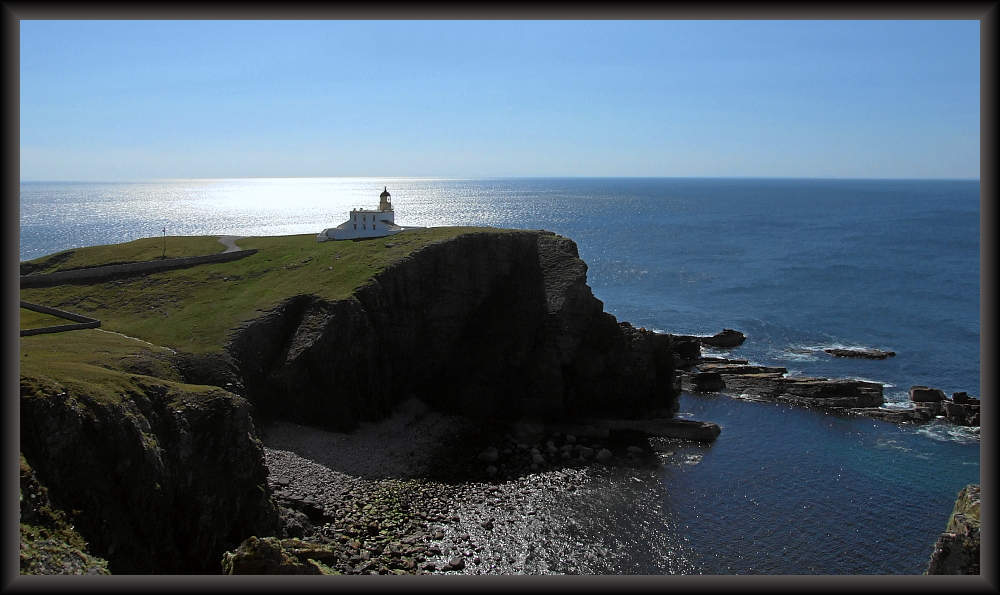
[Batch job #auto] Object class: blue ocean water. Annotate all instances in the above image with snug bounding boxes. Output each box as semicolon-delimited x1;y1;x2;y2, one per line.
19;177;981;574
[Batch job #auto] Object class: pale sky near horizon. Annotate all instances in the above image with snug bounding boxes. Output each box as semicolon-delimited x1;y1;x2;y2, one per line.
20;19;981;181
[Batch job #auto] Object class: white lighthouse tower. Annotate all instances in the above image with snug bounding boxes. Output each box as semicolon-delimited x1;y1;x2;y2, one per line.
316;186;423;241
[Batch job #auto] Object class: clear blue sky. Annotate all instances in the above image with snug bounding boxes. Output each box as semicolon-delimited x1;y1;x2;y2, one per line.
19;20;981;181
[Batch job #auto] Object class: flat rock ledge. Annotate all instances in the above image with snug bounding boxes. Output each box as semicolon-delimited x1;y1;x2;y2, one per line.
824;348;895;359
673;328;746;349
680;359;980;428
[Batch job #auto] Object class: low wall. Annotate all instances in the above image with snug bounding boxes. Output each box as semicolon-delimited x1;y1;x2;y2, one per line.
19;301;101;337
20;249;259;289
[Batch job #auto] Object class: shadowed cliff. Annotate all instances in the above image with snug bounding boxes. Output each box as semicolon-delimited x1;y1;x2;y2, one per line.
227;231;681;432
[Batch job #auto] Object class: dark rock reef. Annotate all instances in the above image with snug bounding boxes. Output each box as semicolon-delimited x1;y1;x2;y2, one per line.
680;360;885;409
679;353;979;428
227;231;682;433
823;347;895;359
673;328;746;349
926;484;980;575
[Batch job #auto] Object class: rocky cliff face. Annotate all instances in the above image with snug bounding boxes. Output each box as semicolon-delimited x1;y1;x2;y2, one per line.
19;230;682;574
926;484;980;575
227;231;681;432
19;375;278;574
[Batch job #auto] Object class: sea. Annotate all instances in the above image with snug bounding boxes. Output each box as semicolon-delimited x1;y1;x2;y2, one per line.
19;177;981;575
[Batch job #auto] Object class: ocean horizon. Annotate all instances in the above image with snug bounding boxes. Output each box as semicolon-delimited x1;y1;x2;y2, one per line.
19;176;981;574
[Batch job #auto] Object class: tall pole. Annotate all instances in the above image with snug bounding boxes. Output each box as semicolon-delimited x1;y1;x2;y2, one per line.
162;227;166;259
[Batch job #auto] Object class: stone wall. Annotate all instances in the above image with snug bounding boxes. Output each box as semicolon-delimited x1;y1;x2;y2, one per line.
19;300;101;336
20;249;258;288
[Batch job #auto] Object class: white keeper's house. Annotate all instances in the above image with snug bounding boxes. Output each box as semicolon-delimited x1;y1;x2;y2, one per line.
316;187;424;242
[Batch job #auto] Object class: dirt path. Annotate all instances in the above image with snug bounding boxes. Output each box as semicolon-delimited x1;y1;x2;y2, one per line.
217;236;246;253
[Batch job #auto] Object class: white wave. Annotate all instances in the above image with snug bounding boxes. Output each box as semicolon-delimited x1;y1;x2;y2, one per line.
875;437;913;454
777;349;821;362
915;422;980;445
881;401;915;411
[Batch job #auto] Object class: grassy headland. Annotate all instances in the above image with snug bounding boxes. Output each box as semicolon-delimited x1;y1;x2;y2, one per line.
20;227;508;354
18;329;217;407
21;236;229;275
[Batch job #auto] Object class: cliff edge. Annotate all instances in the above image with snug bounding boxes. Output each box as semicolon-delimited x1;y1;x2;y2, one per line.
228;231;681;432
926;484;980;575
19;229;688;574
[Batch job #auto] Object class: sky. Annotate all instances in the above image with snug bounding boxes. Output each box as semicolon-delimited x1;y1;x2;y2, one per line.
19;19;981;181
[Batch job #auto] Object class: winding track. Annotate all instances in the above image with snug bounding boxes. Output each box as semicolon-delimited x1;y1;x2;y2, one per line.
218;236;246;253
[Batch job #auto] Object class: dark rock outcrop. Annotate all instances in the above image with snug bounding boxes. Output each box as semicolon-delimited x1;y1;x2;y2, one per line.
19;375;278;574
682;360;884;409
674;328;746;349
227;231;681;432
691;371;726;392
906;388;980;426
19;454;111;575
699;329;746;348
221;536;337;575
777;377;884;409
926;484;980;575
824;348;895;359
910;385;946;402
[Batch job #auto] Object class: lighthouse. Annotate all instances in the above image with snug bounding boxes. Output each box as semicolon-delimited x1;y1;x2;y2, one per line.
316;186;424;242
378;186;391;212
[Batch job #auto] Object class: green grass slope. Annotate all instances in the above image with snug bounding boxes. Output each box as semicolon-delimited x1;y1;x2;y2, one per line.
20;227;510;354
21;236;229;275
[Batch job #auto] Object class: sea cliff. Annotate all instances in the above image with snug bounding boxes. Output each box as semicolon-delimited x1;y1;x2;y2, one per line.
19;229;690;574
227;231;681;432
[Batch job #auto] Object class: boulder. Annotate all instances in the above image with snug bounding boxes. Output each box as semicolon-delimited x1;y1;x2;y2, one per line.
910;386;946;402
778;377;884;408
477;447;499;463
672;329;746;350
699;329;746;348
951;392;980;405
221;537;336;575
691;371;725;392
943;401;980;427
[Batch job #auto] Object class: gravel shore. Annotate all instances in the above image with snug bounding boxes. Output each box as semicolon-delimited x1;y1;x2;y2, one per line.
256;397;665;575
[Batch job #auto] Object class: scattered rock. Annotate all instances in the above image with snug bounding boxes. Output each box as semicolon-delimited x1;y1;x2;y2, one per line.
692;371;725;392
824;348;895;359
477;447;499;463
221;537;331;575
699;329;746;348
910;386;946;403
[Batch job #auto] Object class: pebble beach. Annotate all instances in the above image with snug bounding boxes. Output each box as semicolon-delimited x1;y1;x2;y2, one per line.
258;397;662;575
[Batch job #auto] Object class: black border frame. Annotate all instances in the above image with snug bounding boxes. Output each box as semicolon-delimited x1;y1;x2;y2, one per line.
4;4;995;593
